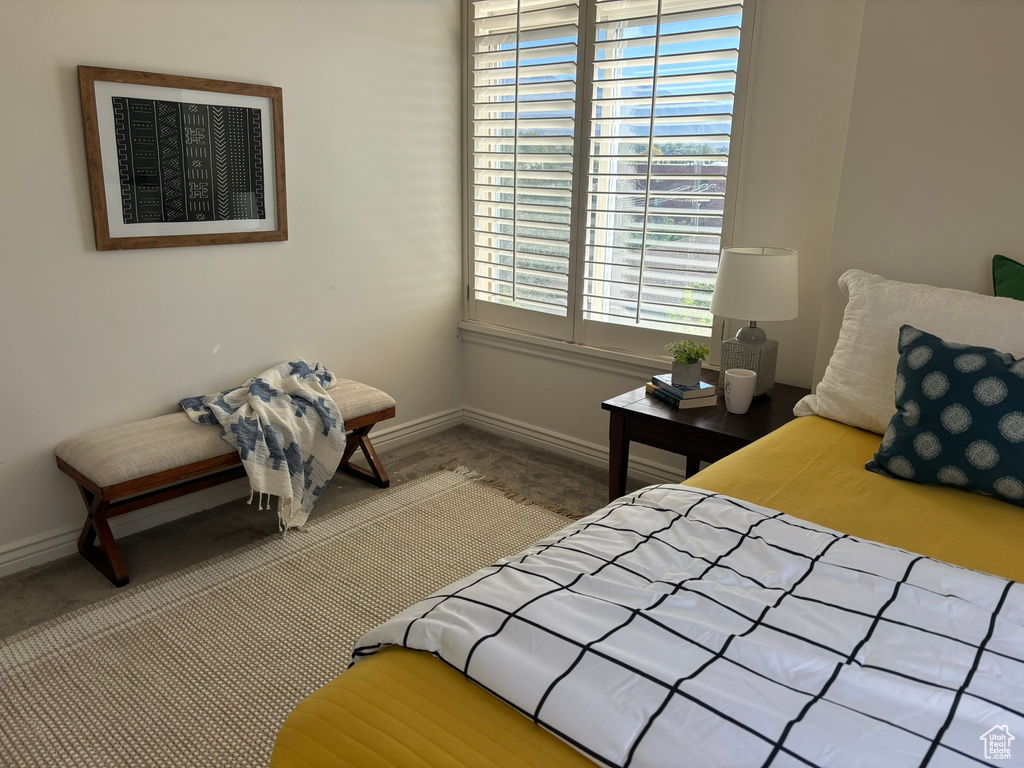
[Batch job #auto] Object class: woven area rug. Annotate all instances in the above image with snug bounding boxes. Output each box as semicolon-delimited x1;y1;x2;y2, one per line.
0;468;575;768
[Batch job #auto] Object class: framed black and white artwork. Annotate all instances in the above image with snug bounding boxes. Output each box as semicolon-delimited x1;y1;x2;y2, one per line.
78;66;287;250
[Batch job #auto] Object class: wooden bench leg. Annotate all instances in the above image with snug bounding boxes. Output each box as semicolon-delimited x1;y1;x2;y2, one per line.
337;425;390;488
75;485;129;587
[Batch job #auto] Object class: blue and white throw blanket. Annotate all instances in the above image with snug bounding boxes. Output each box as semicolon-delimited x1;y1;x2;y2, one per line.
180;360;345;530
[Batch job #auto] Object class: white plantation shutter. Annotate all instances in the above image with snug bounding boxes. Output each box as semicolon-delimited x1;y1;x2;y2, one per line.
469;0;581;336
465;0;751;349
582;0;743;342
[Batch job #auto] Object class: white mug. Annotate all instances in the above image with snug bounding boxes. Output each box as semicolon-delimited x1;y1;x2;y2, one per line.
724;369;758;414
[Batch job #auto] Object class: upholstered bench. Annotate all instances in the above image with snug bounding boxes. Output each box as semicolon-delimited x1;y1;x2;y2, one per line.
55;379;396;587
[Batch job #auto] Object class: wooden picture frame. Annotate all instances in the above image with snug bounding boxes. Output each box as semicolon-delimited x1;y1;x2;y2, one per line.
78;65;287;251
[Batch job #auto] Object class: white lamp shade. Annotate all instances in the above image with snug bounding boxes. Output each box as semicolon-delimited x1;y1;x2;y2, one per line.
710;246;799;322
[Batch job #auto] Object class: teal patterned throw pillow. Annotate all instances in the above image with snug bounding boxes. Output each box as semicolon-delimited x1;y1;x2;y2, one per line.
865;325;1024;506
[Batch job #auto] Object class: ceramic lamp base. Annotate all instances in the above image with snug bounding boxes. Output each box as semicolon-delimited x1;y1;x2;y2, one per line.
721;338;778;396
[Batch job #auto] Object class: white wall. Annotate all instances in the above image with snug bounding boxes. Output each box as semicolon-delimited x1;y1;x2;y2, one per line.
463;0;865;472
462;335;689;481
731;0;863;387
813;0;1024;385
0;0;462;564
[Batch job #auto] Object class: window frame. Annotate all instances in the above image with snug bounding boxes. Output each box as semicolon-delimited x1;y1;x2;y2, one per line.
461;0;758;360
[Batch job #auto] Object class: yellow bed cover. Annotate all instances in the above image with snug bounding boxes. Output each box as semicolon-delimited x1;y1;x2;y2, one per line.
271;415;1024;767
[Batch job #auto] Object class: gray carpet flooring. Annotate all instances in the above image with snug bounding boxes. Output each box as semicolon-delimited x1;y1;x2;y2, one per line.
0;425;647;639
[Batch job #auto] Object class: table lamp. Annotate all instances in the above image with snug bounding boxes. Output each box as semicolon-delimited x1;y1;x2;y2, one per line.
710;246;799;396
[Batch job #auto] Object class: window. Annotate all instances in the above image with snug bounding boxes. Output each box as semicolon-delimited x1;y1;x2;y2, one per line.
466;0;753;354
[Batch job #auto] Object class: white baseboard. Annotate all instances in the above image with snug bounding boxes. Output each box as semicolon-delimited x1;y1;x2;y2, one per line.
0;404;672;579
0;407;466;579
462;406;686;486
371;406;464;449
0;480;252;579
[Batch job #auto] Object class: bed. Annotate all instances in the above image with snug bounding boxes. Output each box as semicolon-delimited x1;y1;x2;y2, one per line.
269;416;1023;768
270;271;1024;767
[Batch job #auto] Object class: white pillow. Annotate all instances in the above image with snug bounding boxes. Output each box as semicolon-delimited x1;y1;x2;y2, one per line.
795;269;1024;435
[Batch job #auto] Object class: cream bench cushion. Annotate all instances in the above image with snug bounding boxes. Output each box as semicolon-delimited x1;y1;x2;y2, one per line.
55;379;396;489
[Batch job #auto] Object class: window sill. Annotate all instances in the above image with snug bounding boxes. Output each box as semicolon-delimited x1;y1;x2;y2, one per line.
457;320;720;378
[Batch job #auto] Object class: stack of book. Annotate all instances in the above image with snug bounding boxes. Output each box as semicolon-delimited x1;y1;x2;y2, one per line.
646;374;718;410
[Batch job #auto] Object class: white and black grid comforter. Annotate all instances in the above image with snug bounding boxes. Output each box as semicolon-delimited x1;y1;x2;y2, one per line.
353;485;1024;767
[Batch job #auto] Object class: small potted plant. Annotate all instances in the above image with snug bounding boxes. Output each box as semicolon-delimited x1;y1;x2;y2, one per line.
665;340;710;387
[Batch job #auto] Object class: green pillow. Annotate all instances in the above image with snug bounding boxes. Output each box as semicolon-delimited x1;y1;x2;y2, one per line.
993;254;1024;300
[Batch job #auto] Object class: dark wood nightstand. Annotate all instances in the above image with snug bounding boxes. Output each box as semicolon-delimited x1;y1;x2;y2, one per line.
601;371;811;501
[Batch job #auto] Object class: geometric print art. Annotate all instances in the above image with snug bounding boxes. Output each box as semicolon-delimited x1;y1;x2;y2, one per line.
352;484;1024;768
866;324;1024;507
111;97;265;224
